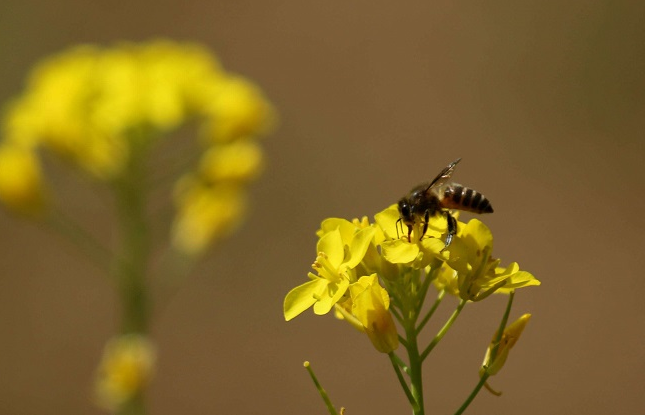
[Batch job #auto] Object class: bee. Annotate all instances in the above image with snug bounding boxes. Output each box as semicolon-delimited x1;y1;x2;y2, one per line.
397;158;493;248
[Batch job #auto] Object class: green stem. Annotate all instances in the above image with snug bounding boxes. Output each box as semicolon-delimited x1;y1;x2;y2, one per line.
453;373;490;415
390;352;410;373
404;320;424;415
388;352;416;410
113;164;150;334
414;258;442;316
45;207;113;271
490;291;515;359
398;335;409;349
304;361;338;415
112;138;152;415
390;304;404;325
416;290;445;334
453;292;515;415
420;298;467;362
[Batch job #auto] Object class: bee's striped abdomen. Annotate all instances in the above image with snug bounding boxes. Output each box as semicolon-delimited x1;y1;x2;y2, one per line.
442;185;493;214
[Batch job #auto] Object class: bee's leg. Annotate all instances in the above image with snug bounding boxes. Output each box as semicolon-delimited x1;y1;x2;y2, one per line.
421;209;430;239
396;218;402;239
443;212;457;250
407;225;413;243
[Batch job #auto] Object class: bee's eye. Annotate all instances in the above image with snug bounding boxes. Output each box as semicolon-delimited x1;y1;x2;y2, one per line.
398;201;410;217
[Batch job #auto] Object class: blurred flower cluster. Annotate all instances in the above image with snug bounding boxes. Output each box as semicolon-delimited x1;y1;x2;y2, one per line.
0;40;274;253
0;40;275;414
285;205;539;414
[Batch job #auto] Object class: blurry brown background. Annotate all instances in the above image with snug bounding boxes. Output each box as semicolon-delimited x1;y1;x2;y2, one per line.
1;1;644;414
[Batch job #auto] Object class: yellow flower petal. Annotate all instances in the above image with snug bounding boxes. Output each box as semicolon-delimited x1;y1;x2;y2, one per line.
284;278;328;321
317;229;345;269
345;227;376;269
381;239;419;264
313;278;350;315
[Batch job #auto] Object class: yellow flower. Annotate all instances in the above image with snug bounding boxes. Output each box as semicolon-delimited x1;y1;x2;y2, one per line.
284;225;376;321
347;274;399;353
447;219;540;301
0;144;46;215
202;76;275;142
94;334;156;411
0;40;274;181
374;204;447;269
1;40;275;251
199;139;264;183
171;178;246;255
433;264;460;296
481;313;531;376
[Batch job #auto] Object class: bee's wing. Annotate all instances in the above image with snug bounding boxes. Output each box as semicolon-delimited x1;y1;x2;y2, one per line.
426;158;461;191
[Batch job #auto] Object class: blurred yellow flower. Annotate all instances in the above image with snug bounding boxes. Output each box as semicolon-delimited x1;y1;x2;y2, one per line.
203;76;275;142
0;40;275;253
199;140;264;183
0;39;274;179
94;334;156;411
172;179;246;255
0;144;46;215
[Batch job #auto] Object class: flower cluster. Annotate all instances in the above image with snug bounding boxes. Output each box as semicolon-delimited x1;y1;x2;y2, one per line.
0;40;274;253
284;205;540;354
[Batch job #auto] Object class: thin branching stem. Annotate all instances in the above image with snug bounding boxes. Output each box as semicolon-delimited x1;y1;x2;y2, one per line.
420;298;467;362
416;289;445;334
390;304;404;325
414;259;442;316
388;352;416;410
453;292;515;415
398;335;409;349
304;362;339;415
390;352;410;374
45;207;113;271
453;373;490;415
490;291;515;360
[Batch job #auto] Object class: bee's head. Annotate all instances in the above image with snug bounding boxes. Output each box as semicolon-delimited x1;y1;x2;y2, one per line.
397;198;414;225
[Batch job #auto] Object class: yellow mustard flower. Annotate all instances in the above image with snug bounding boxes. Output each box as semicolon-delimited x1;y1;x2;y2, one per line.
94;334;156;411
317;216;386;278
284;225;376;321
171;178;246;255
433;264;460;297
374;204;448;269
0;40;274;181
446;219;540;301
0;40;275;255
202;75;275;143
0;144;46;215
347;274;399;353
288;200;539;411
199;139;264;183
480;313;531;377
